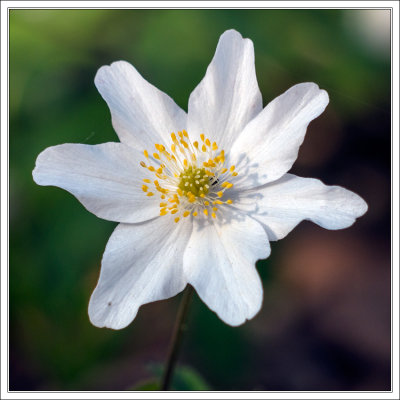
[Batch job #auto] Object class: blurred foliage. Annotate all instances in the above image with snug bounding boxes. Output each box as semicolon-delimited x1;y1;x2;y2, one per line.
130;364;210;391
9;9;390;391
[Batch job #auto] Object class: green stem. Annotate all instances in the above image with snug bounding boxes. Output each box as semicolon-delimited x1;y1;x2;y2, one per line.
160;284;194;391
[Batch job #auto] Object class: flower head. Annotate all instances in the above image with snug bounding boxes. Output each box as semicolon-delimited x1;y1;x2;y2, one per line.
33;30;368;329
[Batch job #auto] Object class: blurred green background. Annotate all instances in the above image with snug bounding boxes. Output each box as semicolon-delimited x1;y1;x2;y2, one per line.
9;9;391;391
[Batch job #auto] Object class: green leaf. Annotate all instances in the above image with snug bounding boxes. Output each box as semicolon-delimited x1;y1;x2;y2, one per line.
145;363;210;391
171;365;211;391
129;379;160;391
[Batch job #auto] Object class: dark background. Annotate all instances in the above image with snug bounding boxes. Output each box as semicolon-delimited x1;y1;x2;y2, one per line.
9;9;391;391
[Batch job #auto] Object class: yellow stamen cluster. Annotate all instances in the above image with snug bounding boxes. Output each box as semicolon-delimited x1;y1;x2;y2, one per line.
140;130;237;222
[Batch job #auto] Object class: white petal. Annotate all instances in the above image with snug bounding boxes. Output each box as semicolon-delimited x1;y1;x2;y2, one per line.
32;143;159;223
183;212;269;326
230;83;329;189
95;60;187;151
235;174;368;241
187;29;262;151
89;217;192;329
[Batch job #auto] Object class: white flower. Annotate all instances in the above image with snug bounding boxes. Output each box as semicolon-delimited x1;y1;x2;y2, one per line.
32;30;367;329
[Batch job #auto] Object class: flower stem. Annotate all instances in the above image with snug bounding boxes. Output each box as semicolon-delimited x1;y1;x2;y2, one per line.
160;284;194;391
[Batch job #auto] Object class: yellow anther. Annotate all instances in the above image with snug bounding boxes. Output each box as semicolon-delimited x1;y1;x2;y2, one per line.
232;172;238;177
142;132;235;222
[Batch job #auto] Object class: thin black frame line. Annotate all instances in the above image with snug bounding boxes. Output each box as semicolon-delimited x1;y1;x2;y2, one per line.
5;6;396;395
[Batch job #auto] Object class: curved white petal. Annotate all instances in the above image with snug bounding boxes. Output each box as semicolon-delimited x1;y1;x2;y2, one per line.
187;29;262;151
95;60;187;151
230;83;329;189
235;174;368;241
183;212;270;326
89;217;192;329
32;143;159;223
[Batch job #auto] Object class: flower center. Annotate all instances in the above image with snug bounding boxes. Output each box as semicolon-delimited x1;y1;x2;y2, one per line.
140;130;238;223
178;166;210;197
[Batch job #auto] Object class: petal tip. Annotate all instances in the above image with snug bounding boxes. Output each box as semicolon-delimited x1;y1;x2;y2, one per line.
220;28;243;40
88;297;136;330
94;60;133;87
219;29;255;47
31;146;54;186
356;196;369;217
